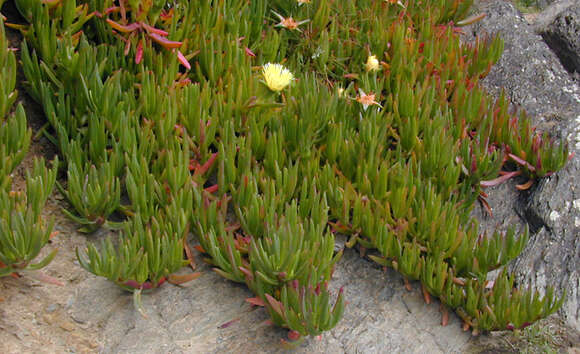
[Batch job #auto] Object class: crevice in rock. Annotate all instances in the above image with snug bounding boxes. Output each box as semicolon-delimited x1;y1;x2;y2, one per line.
519;199;550;234
513;181;548;235
541;31;579;74
533;2;580;76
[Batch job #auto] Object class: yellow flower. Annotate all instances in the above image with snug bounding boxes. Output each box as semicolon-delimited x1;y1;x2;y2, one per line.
262;63;294;92
364;55;380;72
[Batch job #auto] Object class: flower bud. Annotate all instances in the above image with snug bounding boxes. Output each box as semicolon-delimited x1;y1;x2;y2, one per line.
364;54;380;72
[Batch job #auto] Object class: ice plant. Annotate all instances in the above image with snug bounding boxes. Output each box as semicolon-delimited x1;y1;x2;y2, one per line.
104;18;190;68
262;63;294;92
0;18;58;279
91;1;191;69
15;0;571;340
364;54;380;72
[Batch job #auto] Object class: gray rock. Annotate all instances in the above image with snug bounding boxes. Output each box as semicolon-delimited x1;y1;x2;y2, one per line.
467;0;580;126
69;250;472;352
535;0;559;11
533;0;577;30
540;4;580;73
510;0;558;12
465;0;580;331
514;97;580;331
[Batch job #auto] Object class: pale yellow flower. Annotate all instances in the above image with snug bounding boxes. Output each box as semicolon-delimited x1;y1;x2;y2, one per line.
297;0;311;5
262;63;294;92
337;87;345;97
364;55;380;72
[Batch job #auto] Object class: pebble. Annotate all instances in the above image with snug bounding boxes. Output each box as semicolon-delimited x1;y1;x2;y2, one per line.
46;304;58;313
42;313;54;324
65;295;75;310
59;321;76;332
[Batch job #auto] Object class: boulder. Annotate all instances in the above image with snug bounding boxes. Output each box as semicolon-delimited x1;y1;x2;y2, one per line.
465;0;580;331
535;2;580;74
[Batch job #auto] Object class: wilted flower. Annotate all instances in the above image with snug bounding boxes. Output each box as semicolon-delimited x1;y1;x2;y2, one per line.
262;63;294;92
355;88;382;111
384;0;406;7
273;11;310;32
364;55;380;72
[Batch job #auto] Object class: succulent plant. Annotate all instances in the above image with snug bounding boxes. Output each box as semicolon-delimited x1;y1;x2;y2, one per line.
0;17;59;278
13;0;570;339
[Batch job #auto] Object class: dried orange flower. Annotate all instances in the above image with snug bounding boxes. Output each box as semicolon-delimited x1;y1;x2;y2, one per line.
273;11;310;32
384;0;406;7
355;88;382;111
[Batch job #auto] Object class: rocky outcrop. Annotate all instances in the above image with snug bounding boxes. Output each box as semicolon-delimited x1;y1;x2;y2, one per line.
466;0;580;331
468;0;579;125
534;0;558;11
535;1;580;74
68;250;473;353
534;0;577;31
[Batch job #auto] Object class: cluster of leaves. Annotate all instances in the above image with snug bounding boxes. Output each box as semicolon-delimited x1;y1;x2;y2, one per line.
0;16;58;277
12;0;569;339
14;0;197;308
